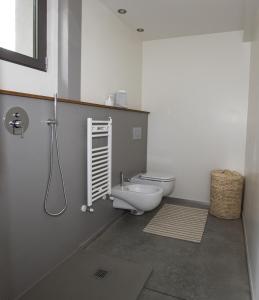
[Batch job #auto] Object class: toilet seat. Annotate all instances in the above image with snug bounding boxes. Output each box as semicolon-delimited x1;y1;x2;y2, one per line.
140;171;175;182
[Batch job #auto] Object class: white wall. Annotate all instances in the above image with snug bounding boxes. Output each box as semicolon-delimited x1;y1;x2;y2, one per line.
243;3;259;300
142;31;250;203
0;0;58;96
0;0;142;106
81;0;142;109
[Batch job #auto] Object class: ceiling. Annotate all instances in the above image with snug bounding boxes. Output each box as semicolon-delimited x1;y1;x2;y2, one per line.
101;0;244;40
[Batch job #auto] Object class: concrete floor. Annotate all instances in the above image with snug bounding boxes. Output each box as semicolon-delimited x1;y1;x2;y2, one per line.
20;250;152;300
21;198;251;300
86;198;251;300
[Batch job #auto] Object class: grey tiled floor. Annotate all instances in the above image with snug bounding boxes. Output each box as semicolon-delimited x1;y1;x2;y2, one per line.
86;198;251;300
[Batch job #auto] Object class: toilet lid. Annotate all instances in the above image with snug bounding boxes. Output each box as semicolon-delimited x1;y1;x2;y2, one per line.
140;171;175;182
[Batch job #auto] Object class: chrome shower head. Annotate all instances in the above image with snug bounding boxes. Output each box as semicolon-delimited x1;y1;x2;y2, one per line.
46;93;58;126
54;93;58;122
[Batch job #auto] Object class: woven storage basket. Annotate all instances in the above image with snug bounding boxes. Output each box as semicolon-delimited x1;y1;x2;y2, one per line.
210;170;244;219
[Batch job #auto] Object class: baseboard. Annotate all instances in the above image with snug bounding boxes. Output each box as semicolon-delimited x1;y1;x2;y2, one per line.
242;213;255;300
165;196;209;209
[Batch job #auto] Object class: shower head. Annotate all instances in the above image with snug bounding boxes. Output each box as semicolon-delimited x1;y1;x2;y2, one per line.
54;93;58;122
44;91;68;217
46;93;58;126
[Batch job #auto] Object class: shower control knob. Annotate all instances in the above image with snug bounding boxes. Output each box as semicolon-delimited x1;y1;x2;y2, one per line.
4;107;29;138
9;120;24;138
13;112;20;118
10;120;22;128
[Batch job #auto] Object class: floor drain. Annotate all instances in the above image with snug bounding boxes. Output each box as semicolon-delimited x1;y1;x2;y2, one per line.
94;269;108;279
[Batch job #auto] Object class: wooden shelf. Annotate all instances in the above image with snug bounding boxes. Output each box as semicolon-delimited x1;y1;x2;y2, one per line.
0;89;149;114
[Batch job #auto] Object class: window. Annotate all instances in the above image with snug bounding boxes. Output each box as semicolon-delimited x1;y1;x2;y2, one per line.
0;0;47;71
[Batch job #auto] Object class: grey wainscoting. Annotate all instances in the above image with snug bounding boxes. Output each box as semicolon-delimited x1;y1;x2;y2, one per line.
0;95;148;300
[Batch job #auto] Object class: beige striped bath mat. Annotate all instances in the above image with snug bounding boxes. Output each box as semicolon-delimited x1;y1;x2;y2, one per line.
143;204;208;243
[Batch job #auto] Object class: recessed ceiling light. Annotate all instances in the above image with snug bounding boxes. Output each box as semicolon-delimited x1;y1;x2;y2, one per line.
137;28;144;32
118;8;127;14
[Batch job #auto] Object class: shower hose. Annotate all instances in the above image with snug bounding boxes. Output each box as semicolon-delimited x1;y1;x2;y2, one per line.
44;122;68;216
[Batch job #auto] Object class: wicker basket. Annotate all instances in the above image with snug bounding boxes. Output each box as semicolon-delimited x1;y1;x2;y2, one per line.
209;170;244;219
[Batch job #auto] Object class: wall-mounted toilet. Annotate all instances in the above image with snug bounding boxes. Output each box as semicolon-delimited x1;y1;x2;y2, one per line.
111;183;163;215
111;171;176;215
132;171;176;196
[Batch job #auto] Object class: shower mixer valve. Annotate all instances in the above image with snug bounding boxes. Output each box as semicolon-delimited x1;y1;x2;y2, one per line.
4;107;29;138
9;119;24;137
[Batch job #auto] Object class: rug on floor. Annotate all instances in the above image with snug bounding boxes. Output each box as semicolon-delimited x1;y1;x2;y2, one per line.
143;204;208;243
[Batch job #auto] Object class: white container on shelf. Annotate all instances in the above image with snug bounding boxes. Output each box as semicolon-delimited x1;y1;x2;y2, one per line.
105;94;114;106
115;90;128;107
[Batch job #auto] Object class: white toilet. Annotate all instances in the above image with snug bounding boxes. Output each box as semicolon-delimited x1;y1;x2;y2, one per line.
132;171;176;197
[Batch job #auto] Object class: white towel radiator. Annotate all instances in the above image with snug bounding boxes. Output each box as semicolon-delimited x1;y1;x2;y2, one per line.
82;117;112;212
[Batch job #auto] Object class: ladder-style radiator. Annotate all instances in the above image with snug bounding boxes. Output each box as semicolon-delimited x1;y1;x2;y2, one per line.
84;117;112;212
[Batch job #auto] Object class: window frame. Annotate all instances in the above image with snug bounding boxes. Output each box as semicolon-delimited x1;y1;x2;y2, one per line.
0;0;47;72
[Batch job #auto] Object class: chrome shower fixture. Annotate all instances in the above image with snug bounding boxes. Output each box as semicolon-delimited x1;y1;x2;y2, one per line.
44;93;68;217
46;93;58;125
4;107;29;138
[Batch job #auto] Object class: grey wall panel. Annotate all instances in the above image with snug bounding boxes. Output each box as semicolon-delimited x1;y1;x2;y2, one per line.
0;95;148;300
67;0;82;99
58;0;82;99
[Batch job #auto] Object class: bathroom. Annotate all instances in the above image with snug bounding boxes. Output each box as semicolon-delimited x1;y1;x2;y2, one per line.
0;0;259;299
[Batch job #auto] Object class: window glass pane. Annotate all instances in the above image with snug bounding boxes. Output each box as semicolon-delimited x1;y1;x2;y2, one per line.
0;0;35;58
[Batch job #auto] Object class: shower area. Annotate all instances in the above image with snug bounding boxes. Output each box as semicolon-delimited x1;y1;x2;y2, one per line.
0;0;149;298
0;92;148;299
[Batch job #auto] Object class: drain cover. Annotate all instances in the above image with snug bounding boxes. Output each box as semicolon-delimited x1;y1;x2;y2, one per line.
94;269;108;279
